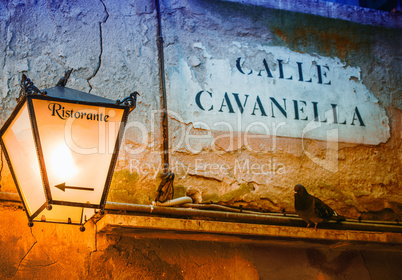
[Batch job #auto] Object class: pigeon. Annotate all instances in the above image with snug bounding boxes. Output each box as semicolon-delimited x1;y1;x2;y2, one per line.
294;184;345;229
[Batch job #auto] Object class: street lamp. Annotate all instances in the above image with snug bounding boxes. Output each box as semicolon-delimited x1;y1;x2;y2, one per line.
0;72;138;231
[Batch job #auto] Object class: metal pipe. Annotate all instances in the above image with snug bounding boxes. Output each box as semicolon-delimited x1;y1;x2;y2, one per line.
153;196;193;206
104;201;402;233
1;191;401;233
105;201;305;226
155;0;169;173
181;203;298;216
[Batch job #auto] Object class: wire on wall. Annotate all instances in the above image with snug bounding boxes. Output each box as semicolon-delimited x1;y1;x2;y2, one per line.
155;0;175;202
0;148;3;190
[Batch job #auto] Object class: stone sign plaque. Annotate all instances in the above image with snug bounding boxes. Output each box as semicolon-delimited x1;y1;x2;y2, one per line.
169;44;390;145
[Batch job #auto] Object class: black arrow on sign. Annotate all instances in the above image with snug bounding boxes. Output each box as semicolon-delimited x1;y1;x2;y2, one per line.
55;183;94;192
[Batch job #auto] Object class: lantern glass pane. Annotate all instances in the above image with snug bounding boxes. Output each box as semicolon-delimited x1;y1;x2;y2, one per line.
32;205;84;224
32;99;124;206
82;208;96;224
2;104;46;216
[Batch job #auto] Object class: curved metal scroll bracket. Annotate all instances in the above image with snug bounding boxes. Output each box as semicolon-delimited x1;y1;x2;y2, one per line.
156;172;175;203
18;74;47;101
56;69;73;87
116;91;140;112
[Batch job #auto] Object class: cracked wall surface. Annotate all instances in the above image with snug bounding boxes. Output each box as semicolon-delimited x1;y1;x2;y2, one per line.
0;204;96;279
156;0;400;221
0;0;401;278
1;204;402;279
0;0;400;221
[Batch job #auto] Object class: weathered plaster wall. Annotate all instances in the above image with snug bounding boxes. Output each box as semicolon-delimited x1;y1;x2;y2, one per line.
0;0;163;201
0;1;402;215
0;0;401;220
0;0;401;278
151;0;400;221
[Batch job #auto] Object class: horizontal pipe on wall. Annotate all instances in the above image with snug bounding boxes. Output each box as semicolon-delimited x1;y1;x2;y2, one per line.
1;192;401;233
104;202;402;233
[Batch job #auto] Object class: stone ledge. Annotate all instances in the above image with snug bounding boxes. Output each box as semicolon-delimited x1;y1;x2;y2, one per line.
97;214;402;251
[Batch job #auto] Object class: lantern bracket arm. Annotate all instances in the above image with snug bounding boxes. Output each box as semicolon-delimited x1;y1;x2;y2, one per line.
18;74;47;101
116;91;140;112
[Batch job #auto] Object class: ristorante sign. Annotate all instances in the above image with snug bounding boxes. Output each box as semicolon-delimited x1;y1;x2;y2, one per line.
169;44;390;145
48;102;111;122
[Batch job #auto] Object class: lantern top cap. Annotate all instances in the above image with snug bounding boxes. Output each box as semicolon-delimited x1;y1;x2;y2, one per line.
43;86;117;105
18;73;139;111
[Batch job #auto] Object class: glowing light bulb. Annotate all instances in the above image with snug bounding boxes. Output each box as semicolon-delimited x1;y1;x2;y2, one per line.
49;143;77;182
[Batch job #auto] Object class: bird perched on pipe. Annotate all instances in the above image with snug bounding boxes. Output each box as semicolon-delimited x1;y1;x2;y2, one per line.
294;184;345;229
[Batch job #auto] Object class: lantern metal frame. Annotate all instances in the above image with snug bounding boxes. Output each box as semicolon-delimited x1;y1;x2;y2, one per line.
0;74;138;229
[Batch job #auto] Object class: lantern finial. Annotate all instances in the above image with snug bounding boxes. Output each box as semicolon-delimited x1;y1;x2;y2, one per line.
18;74;47;101
116;91;140;112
